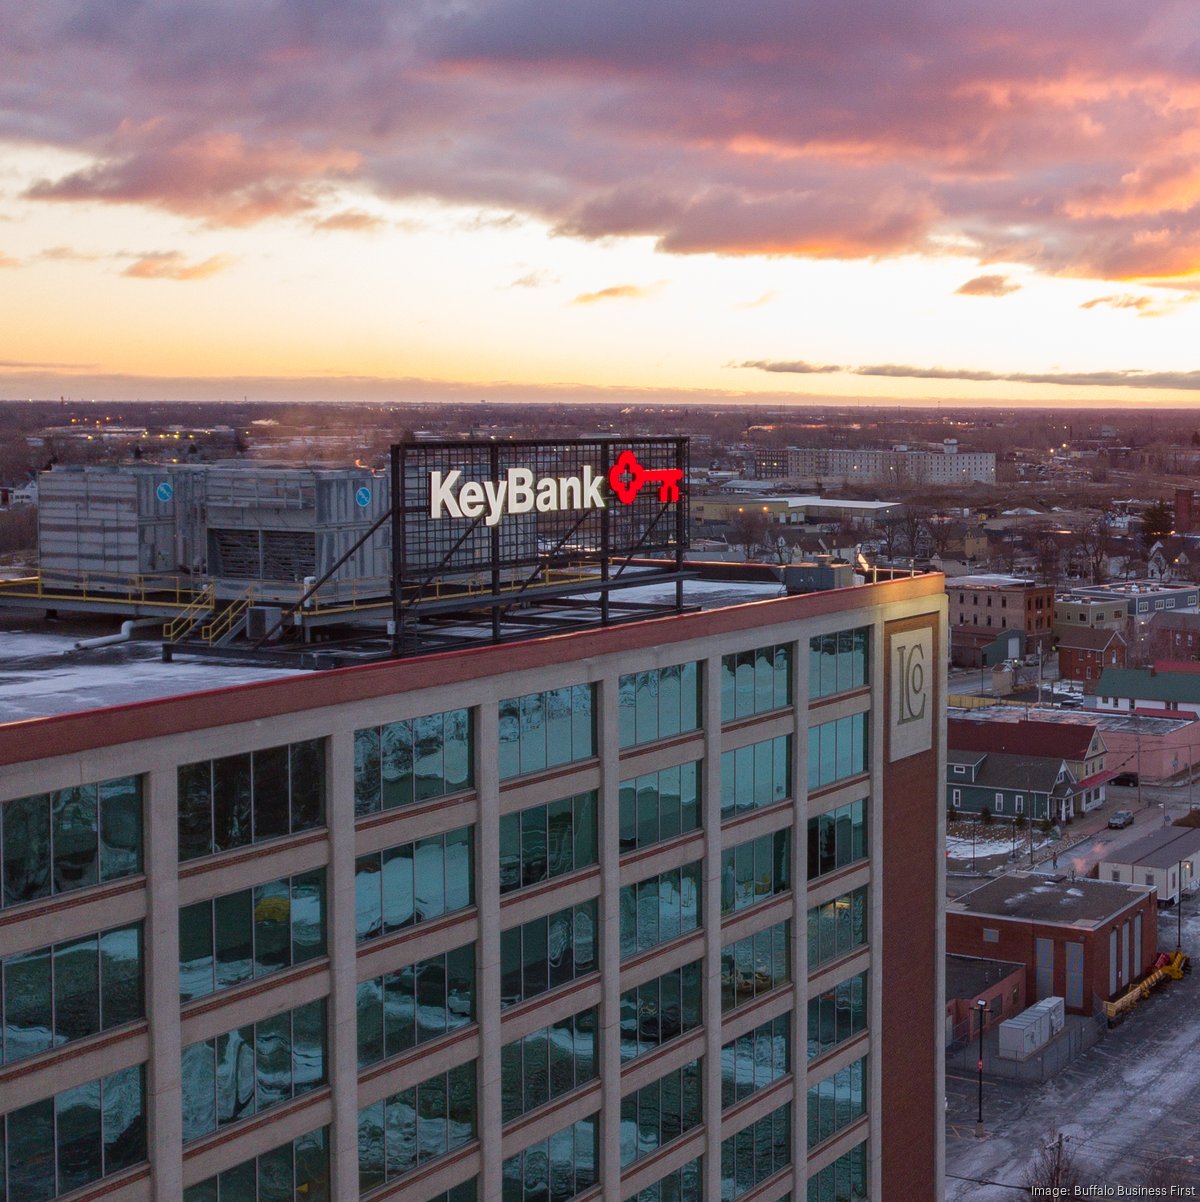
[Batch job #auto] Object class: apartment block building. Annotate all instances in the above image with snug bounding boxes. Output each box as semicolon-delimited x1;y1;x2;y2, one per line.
782;443;995;487
0;572;946;1202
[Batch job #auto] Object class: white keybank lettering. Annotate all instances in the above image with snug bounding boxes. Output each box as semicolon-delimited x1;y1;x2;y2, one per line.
430;467;607;526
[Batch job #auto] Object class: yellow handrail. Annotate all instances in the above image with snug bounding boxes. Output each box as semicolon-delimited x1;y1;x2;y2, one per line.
163;584;216;640
200;589;255;644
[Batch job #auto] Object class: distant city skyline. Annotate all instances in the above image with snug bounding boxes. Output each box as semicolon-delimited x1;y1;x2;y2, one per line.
3;3;1200;406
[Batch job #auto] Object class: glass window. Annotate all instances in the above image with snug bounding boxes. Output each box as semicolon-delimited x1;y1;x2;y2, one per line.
356;828;473;946
807;1056;867;1148
357;944;475;1070
807;798;868;880
501;1114;597;1202
1;922;143;1065
618;663;702;748
720;1103;791;1201
499;792;598;895
177;742;326;862
721;921;790;1014
2;1065;146;1200
500;900;598;1009
354;709;473;816
807;887;868;972
179;871;326;1003
720;831;790;916
720;736;791;819
360;1065;475;1188
499;686;595;779
2;776;141;911
619;764;701;853
501;1006;597;1124
619;862;701;959
806;1139;867;1202
183;1127;330;1202
624;1157;701;1202
619;960;701;1063
809;627;870;700
808;971;868;1062
807;713;869;792
618;1058;702;1168
181;1002;326;1143
721;1013;790;1109
721;643;791;721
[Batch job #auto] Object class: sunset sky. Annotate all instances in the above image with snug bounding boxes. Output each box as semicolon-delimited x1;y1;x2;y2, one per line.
4;1;1200;406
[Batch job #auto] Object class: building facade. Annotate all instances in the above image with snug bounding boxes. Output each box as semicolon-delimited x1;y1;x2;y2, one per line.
0;573;946;1202
946;576;1054;666
1056;627;1126;694
784;444;995;487
946;876;1159;1015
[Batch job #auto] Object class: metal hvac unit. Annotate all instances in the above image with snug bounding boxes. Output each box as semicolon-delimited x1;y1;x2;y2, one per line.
245;606;285;641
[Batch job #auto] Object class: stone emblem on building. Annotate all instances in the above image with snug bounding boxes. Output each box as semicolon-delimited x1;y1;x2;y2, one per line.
889;626;933;761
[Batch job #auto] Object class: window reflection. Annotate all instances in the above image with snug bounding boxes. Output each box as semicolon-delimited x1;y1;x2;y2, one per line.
618;1059;702;1168
1;776;142;911
500;792;597;894
720;1103;791;1201
1;922;143;1064
182;1127;330;1202
2;1064;146;1200
618;663;701;748
721;921;790;1014
501;901;597;1008
499;686;595;780
501;1114;597;1202
501;1007;596;1123
721;644;792;721
354;709;473;816
179;871;326;1003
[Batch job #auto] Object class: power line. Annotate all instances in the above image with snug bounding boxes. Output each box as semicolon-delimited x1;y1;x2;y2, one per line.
945;1171;1029;1193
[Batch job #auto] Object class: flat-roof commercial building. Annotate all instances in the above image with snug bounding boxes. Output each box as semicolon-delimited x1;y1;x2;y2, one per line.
1099;826;1200;905
946;874;1158;1015
0;567;947;1202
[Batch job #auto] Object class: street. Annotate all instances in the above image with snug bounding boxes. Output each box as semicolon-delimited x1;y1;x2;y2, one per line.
946;906;1200;1197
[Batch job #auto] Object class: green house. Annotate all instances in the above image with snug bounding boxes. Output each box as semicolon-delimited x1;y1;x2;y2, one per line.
946;748;1078;823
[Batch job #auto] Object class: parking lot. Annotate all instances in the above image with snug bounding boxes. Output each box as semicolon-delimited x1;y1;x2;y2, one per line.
946;907;1200;1197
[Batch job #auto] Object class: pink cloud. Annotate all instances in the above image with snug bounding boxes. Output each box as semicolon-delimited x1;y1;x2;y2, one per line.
121;251;235;280
5;1;1200;279
570;282;661;304
312;209;385;231
956;274;1021;296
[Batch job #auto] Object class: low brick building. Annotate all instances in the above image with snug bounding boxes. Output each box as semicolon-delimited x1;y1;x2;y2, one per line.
1057;626;1126;694
946;874;1159;1014
945;954;1026;1046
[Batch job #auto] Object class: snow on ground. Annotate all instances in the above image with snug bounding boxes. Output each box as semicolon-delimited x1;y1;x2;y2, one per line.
947;907;1200;1197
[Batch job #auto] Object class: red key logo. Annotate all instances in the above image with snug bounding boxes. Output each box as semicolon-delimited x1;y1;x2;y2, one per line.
608;449;684;505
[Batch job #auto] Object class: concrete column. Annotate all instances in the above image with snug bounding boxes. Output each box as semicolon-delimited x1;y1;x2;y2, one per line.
327;729;360;1200
701;655;725;1202
144;764;183;1202
597;677;623;1201
477;703;504;1202
791;636;810;1189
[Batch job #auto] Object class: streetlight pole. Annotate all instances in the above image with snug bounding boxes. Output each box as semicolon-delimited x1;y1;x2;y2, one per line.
975;998;987;1137
1179;859;1185;951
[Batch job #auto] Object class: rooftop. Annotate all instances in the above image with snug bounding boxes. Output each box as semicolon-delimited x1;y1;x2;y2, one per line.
0;570;943;743
948;574;1040;589
1099;824;1200;870
950;872;1152;926
1096;666;1200;704
948;705;1195;737
948;716;1099;761
946;954;1026;1000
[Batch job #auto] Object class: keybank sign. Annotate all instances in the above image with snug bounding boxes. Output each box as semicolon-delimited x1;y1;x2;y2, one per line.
429;451;682;526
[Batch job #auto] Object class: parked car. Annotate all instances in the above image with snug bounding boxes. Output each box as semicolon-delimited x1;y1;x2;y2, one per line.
1108;810;1135;829
1112;772;1139;787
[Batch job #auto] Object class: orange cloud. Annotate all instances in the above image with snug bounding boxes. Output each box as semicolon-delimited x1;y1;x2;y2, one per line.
121;252;235;281
0;252;19;269
955;274;1021;296
312;209;385;232
570;282;662;304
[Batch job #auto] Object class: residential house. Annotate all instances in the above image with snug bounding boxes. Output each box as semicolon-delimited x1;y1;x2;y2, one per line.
947;747;1079;824
948;717;1111;811
1057;626;1127;694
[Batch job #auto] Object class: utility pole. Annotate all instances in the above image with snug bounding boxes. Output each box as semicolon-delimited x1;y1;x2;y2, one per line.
1137;726;1143;811
975;998;987;1137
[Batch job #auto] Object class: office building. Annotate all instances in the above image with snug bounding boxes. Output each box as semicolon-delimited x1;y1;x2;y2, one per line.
781;443;994;487
0;520;945;1201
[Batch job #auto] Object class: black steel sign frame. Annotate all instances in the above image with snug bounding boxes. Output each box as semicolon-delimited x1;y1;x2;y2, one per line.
390;437;689;654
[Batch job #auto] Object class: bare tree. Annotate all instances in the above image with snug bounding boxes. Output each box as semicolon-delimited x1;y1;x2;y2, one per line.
1075;519;1112;584
1024;1133;1082;1191
875;513;905;562
729;509;771;560
899;505;931;560
1029;522;1063;585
